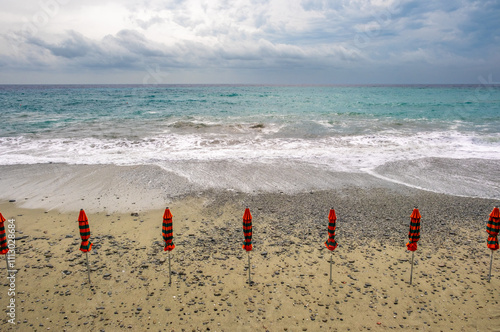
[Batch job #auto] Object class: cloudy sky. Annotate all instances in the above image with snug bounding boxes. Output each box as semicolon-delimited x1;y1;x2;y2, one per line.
1;0;499;84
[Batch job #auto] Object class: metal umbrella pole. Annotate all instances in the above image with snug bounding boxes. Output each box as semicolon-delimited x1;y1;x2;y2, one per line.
248;251;251;285
168;251;172;285
488;250;494;283
409;251;414;285
86;252;91;285
329;252;333;285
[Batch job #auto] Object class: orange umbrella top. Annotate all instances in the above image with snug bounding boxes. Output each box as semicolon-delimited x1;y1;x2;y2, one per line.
490;207;500;219
410;208;421;220
328;209;337;221
243;208;252;221
163;208;173;220
78;209;88;222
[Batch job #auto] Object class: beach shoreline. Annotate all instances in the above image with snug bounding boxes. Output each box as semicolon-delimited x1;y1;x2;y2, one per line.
0;168;499;330
2;160;499;214
0;162;412;214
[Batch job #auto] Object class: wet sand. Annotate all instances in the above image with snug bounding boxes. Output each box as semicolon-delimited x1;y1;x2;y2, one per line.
1;184;499;331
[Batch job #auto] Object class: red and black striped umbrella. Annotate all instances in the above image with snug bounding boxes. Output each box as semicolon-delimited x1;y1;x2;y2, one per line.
242;208;253;251
406;208;421;251
162;207;175;251
0;213;8;255
487;207;500;250
325;209;338;251
78;209;92;252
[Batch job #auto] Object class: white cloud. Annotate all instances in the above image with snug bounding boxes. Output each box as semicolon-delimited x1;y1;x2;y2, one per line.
0;0;499;83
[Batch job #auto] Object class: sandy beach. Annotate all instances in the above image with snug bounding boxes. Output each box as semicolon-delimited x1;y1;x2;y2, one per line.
0;164;499;331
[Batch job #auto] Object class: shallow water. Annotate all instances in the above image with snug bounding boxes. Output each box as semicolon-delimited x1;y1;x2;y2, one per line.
1;84;499;198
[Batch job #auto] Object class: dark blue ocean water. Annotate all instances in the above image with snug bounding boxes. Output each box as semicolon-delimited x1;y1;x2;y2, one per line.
1;84;499;198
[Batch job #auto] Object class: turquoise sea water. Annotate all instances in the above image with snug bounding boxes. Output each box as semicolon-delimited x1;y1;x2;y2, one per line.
1;84;499;198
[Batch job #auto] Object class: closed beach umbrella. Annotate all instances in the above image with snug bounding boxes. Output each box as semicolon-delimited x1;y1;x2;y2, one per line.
77;209;92;285
242;208;253;251
325;208;338;285
162;207;175;285
242;207;253;284
162;207;175;251
325;208;338;251
406;207;421;285
0;213;8;255
78;209;92;252
0;213;9;273
487;206;500;282
406;208;421;252
487;206;500;250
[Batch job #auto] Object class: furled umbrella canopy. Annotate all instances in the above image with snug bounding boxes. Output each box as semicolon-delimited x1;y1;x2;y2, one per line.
162;207;175;251
0;213;8;255
406;208;421;252
78;209;92;252
242;208;253;251
487;206;500;282
487;206;500;250
325;208;338;251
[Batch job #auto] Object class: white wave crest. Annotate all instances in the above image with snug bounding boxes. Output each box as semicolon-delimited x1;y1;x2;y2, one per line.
1;131;499;173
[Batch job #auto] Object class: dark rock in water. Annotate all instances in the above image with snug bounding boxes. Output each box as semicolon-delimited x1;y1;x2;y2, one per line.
9;199;16;203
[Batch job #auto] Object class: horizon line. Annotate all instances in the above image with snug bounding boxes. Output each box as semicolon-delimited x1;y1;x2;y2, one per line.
1;83;497;87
